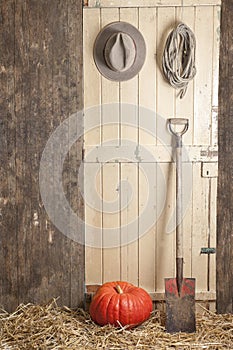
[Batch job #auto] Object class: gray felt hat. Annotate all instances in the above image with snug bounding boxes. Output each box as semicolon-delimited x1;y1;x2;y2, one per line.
93;22;146;82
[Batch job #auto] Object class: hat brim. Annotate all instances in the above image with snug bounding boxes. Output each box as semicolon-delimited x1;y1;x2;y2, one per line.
93;22;146;82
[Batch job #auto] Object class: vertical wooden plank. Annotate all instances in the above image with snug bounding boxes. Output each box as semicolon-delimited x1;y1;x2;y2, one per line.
192;163;209;291
217;0;233;314
85;163;103;285
48;1;84;306
14;0;35;306
29;0;56;303
212;5;221;109
102;163;121;282
100;9;120;283
120;8;138;143
24;0;52;305
193;6;213;145
182;162;193;277
45;0;72;306
101;8;120;145
156;163;175;292
32;0;79;306
0;0;18;311
175;7;195;146
120;163;139;285
83;8;102;287
209;177;217;292
156;7;176;146
139;7;157;145
211;5;221;147
67;0;85;308
138;163;156;291
83;8;101;146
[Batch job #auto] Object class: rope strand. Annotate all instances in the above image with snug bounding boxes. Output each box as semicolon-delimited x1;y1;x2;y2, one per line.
162;23;196;99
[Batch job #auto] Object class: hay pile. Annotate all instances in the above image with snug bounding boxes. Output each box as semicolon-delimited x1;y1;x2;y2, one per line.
0;299;232;349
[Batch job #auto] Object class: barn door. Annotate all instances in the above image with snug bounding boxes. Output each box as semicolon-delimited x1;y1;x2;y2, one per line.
83;0;220;306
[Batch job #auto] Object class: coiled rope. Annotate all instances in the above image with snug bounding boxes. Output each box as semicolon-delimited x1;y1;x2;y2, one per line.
162;23;196;99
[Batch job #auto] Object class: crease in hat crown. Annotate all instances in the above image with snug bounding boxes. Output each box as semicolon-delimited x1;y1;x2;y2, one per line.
104;32;136;72
93;21;146;82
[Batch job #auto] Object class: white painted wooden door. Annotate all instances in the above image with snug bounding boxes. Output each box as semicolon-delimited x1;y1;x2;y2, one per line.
83;0;220;302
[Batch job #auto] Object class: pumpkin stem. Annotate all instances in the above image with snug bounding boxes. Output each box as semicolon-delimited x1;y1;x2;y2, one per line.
115;285;123;294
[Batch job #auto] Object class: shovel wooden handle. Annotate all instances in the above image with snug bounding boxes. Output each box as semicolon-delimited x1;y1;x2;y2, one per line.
168;117;189;295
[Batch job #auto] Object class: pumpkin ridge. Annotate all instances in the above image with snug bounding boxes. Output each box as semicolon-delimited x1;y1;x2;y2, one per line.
92;296;104;324
129;289;151;325
133;294;142;325
107;292;118;325
127;292;135;326
138;290;152;319
96;293;112;325
127;293;133;325
118;292;127;326
137;293;148;321
89;293;105;322
106;293;117;325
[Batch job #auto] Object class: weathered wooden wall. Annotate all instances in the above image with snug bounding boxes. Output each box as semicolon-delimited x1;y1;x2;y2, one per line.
0;0;84;312
217;0;233;314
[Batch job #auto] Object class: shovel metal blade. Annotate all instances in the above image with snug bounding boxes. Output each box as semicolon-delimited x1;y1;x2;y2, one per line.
165;277;196;333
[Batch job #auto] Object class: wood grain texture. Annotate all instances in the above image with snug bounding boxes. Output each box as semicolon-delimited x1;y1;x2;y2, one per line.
138;163;156;291
193;6;213;145
102;163;121;282
120;7;138;144
216;0;233;314
83;8;101;145
85;163;103;285
84;3;220;300
0;0;18;310
86;0;221;7
120;163;139;286
0;0;84;311
101;8;120;145
175;6;195;146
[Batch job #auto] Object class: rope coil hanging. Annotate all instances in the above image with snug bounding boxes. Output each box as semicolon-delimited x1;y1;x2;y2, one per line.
162;23;197;99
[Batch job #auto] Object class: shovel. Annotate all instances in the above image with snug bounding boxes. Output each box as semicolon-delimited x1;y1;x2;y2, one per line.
165;118;196;333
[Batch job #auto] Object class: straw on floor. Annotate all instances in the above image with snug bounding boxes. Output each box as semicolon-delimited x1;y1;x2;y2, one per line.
0;299;232;349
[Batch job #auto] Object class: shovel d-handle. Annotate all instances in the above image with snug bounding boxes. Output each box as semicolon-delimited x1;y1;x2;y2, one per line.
168;117;189;295
168;118;189;138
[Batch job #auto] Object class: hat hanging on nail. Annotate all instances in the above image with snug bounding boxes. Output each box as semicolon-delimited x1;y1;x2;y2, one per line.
93;22;146;82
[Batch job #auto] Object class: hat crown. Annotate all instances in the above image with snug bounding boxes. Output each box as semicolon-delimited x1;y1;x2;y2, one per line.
104;32;136;72
94;21;146;81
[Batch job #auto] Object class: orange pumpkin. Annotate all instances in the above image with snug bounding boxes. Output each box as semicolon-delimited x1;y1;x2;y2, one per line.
89;281;153;328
